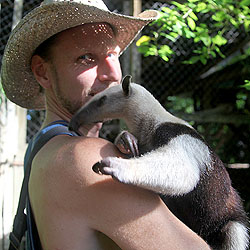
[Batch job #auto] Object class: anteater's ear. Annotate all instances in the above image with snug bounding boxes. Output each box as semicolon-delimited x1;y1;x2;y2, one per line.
122;75;132;96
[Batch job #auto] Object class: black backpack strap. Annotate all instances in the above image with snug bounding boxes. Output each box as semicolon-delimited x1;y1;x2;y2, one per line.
9;121;75;250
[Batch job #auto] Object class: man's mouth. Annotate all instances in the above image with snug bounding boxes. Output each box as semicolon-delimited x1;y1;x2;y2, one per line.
89;84;116;97
93;118;111;124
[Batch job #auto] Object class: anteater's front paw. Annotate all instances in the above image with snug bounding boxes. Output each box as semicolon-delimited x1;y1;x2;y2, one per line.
92;157;133;184
92;161;107;175
114;131;139;157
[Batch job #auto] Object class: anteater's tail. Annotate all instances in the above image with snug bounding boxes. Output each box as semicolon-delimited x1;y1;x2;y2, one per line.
223;221;249;250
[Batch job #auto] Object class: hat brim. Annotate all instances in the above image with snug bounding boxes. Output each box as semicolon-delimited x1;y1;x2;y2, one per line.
1;1;158;110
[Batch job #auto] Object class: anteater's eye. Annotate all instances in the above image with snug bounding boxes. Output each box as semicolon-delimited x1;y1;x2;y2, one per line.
97;96;107;107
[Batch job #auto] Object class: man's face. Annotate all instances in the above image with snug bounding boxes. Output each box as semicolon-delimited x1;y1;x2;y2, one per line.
47;23;122;114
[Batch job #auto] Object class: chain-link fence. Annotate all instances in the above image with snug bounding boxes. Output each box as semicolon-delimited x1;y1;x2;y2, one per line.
140;0;250;211
1;0;250;210
141;0;250;164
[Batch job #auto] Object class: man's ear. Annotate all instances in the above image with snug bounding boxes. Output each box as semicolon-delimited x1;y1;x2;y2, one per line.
31;55;51;89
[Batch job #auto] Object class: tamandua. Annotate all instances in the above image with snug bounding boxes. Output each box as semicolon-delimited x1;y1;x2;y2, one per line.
69;75;249;250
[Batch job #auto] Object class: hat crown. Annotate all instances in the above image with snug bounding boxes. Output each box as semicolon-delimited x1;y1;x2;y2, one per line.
41;0;109;11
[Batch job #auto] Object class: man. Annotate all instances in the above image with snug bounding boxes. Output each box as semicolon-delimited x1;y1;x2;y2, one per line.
1;0;211;249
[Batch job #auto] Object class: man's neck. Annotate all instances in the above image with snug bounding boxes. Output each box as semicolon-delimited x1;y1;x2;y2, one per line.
43;110;102;137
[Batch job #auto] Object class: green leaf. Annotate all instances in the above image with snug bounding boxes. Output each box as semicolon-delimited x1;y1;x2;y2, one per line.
194;36;201;43
229;19;238;27
137;44;158;57
196;2;207;12
176;20;186;29
183;56;200;64
200;56;207;65
240;80;250;90
212;34;227;46
210;51;217;58
236;99;246;109
169;32;179;38
199;23;208;29
227;4;234;12
212;11;227;22
200;36;212;46
137;45;150;55
173;20;187;35
187;17;196;30
202;46;209;55
172;1;188;11
195;26;206;33
244;20;250;30
160;33;177;42
152;31;159;38
213;22;224;28
145;46;158;56
214;46;225;58
187;3;196;9
193;49;202;54
240;0;250;7
158;45;173;55
242;6;250;15
158;45;173;61
161;7;171;13
183;27;195;38
189;11;198;20
160;55;170;62
136;35;151;46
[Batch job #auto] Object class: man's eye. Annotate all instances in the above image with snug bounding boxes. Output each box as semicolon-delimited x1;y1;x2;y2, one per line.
78;54;94;64
108;52;117;59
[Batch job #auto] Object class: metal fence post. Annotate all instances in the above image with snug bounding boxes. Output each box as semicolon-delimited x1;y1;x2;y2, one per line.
131;0;142;83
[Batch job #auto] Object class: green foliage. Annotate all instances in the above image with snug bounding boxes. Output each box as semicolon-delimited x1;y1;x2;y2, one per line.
137;0;250;64
241;80;250;90
137;1;250;212
165;95;194;114
236;92;248;110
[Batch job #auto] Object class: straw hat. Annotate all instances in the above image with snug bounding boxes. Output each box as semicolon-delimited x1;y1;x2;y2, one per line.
1;0;158;110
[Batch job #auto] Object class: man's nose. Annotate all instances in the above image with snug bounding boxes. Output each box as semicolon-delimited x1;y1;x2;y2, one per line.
97;56;121;84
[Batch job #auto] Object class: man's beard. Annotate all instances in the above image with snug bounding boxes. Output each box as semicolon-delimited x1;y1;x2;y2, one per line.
56;93;81;115
51;64;83;115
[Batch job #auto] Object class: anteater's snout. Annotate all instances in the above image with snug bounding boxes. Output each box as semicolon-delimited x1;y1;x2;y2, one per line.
68;118;79;133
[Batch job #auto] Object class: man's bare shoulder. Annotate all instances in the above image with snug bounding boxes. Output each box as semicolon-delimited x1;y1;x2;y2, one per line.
31;134;121;190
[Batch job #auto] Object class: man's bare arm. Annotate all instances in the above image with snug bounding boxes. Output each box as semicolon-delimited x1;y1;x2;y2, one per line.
30;135;210;250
